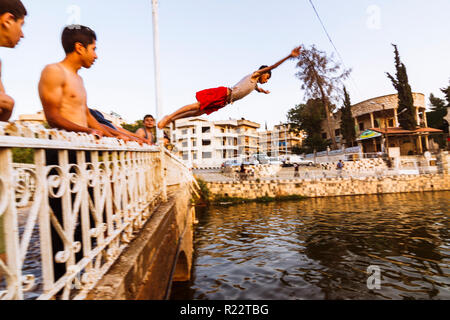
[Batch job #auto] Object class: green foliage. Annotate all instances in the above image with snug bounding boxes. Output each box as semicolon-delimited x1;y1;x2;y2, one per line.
386;44;417;130
12;148;34;164
287;99;330;154
195;177;211;204
427;83;450;148
121;120;143;133
294;45;351;148
340;87;356;147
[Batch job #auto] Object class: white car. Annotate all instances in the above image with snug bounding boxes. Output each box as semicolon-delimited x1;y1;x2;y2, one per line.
268;157;282;165
286;155;314;166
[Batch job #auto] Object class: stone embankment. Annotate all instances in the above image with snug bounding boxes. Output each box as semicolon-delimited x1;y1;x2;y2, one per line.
204;155;450;200
206;173;450;200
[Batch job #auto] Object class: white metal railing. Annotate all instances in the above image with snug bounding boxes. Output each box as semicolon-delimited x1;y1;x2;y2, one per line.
0;122;194;300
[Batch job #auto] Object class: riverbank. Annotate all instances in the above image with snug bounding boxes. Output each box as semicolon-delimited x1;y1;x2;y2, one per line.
204;173;450;200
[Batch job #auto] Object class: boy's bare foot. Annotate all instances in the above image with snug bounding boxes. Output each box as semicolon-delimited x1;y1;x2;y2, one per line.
158;116;170;129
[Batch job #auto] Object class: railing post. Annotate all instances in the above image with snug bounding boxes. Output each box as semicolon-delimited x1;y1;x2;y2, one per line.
160;143;168;202
35;149;55;294
0;148;23;300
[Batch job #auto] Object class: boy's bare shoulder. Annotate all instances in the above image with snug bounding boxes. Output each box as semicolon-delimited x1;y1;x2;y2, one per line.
40;63;65;83
41;63;63;74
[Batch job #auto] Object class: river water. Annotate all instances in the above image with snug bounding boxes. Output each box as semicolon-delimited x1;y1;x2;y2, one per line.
171;191;450;300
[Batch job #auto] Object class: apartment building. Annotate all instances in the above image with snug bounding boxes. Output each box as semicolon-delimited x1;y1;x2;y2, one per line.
259;124;305;157
170;117;260;168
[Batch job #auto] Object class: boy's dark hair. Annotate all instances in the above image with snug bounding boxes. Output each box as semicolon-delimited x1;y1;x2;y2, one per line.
0;0;27;20
62;25;97;54
259;65;272;78
144;114;154;121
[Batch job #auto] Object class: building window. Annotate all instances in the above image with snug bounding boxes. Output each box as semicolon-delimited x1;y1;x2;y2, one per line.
202;152;212;159
374;120;380;128
182;140;188;148
181;129;188;135
191;139;197;147
202;127;211;133
191;151;197;160
202;139;211;146
182;152;188;161
388;119;395;127
359;123;364;131
192;128;196;134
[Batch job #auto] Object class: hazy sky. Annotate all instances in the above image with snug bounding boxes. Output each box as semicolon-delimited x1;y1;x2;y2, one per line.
2;0;450;129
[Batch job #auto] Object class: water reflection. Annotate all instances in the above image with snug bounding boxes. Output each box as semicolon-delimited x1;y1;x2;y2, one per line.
171;192;450;300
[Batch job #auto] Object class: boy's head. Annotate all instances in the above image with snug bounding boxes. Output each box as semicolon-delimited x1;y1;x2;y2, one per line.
258;65;272;84
0;0;27;48
62;25;98;68
143;115;155;128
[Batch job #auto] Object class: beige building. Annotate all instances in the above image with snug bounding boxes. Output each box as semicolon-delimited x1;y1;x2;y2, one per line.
320;93;443;155
17;111;47;125
170;117;260;168
259;124;305;157
16;109;125;129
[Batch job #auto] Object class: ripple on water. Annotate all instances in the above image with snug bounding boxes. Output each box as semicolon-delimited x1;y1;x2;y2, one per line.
171;192;450;300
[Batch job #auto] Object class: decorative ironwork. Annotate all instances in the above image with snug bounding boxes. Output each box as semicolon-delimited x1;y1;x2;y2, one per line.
0;122;193;300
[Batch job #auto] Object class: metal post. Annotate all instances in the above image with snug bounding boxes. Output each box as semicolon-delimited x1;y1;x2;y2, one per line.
151;0;163;139
151;0;167;201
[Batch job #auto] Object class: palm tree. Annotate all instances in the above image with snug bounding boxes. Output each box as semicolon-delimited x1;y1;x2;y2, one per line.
295;45;351;149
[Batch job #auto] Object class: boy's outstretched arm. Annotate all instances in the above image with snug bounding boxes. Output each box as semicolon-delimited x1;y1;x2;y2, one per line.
253;46;301;78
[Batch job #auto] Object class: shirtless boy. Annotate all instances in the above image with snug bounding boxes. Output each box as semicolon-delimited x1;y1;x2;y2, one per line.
39;25;138;143
136;114;157;145
0;0;26;122
157;47;301;129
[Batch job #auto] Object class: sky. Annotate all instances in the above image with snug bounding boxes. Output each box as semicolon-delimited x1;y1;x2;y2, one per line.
2;0;450;130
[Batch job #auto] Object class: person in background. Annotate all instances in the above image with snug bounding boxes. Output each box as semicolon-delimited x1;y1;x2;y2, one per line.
0;0;27;122
136;114;157;145
336;160;344;177
294;163;300;177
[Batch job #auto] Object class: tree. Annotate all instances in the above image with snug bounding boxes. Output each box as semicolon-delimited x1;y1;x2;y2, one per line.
340;86;356;147
427;82;450;148
386;44;417;130
287;98;330;154
121;120;143;133
294;45;351;149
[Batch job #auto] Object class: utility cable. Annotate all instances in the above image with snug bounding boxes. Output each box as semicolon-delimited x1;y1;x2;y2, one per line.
308;0;362;97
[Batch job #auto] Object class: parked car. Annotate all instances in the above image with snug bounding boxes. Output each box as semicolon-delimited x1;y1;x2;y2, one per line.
268;157;282;165
251;153;269;165
221;160;241;168
242;158;259;166
285;155;314;166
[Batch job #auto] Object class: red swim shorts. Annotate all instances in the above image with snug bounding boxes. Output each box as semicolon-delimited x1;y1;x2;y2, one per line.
196;86;229;115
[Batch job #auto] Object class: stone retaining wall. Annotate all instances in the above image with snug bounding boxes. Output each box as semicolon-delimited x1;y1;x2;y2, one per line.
206;174;450;199
320;158;388;172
